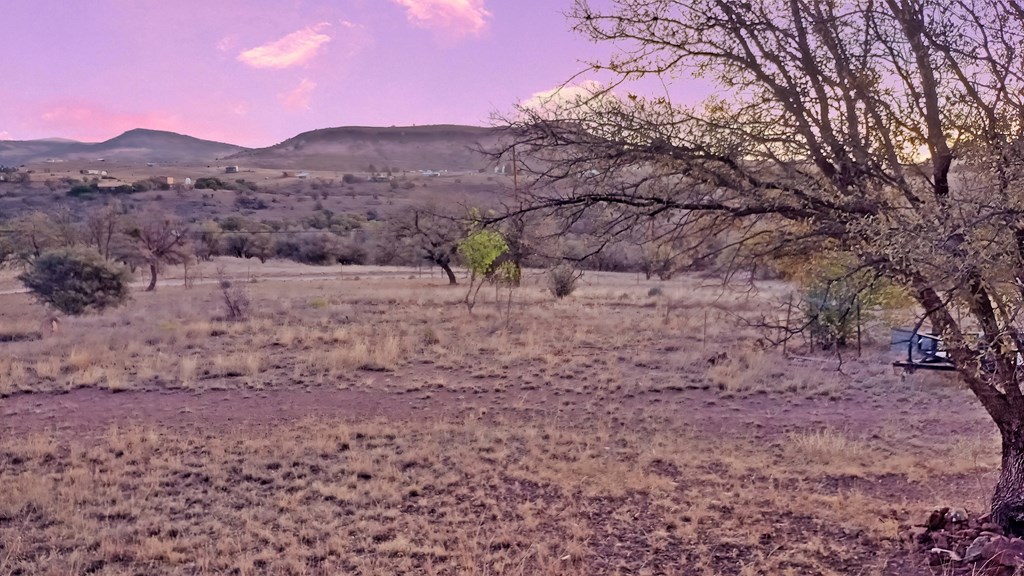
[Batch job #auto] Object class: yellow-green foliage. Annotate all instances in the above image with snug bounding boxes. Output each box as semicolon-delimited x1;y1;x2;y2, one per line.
457;230;508;278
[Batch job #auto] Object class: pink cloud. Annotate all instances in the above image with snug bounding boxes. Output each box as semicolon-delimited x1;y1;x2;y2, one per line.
237;23;332;70
279;79;318;111
0;130;11;141
40;104;184;140
392;0;491;37
34;101;262;145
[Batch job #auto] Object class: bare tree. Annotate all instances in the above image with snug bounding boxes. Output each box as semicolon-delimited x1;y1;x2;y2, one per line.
119;212;191;291
387;207;466;285
82;201;125;262
497;0;1024;532
2;210;70;265
192;220;222;261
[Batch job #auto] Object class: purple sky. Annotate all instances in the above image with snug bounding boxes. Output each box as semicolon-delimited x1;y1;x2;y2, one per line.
0;0;709;147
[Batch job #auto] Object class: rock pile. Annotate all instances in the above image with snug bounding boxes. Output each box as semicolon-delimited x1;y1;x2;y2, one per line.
901;507;1024;574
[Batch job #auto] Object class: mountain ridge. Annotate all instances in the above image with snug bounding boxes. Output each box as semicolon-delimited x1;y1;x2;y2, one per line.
230;124;502;171
1;124;503;171
0;129;249;165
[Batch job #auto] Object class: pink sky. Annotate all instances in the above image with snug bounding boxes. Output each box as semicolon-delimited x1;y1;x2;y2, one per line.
0;0;709;147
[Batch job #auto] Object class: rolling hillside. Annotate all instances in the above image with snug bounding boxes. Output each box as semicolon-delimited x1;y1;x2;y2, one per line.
0;129;248;165
229;125;504;172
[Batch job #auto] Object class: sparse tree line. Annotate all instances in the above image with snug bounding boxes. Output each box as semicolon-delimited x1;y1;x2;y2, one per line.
0;199;790;285
62;176;261;198
0;203;190;292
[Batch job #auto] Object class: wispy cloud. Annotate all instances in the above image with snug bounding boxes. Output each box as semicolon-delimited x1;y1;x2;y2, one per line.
217;35;239;54
238;23;332;69
392;0;491;38
0;130;11;141
279;79;318;111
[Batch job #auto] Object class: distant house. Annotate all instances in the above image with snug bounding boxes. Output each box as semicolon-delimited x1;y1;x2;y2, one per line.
225;166;240;174
184;177;193;188
157;176;174;186
297;171;311;179
80;169;107;176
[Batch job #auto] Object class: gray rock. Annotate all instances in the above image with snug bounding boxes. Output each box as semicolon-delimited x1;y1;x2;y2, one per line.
964;535;995;563
965;535;1024;568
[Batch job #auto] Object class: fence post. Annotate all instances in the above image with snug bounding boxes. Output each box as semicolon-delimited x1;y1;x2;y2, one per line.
856;298;862;358
782;294;793;356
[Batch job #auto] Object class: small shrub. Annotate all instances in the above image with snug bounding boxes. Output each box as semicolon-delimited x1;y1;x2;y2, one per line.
67;184;97;197
548;265;580;298
19;247;131;315
195;177;226;190
421;326;441;346
234;196;268;210
648;286;663;297
219;279;250;321
795;254;908;350
131;179;155;192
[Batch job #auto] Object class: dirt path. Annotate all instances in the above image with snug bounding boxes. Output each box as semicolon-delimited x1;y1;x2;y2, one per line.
0;379;996;443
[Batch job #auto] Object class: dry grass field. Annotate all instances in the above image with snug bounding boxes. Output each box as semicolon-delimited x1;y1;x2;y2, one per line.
0;261;1002;575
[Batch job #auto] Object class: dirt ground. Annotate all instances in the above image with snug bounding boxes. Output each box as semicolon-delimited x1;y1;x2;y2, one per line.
0;262;1002;575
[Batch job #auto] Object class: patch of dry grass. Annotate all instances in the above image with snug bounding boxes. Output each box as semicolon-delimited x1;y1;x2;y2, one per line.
0;411;983;576
0;265;997;574
0;268;882;401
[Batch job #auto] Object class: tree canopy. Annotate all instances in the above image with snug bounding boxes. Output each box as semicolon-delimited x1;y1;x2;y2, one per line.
19;247;131;316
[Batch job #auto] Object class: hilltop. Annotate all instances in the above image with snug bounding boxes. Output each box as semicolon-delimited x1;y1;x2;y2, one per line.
0;129;248;165
229;125;503;172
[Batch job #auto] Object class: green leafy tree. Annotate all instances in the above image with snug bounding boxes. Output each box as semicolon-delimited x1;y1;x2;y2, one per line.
457;230;508;313
19;247;131;316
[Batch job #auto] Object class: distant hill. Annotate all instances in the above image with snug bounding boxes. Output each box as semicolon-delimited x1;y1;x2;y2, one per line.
229;125;504;172
0;129;248;165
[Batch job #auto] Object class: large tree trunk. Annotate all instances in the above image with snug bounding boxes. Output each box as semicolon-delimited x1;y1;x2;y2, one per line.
147;263;158;292
439;262;457;285
992;426;1024;535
